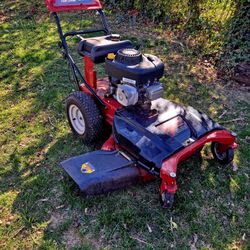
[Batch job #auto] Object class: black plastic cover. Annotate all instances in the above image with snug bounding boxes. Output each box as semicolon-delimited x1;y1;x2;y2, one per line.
78;35;133;63
61;150;141;195
106;52;164;86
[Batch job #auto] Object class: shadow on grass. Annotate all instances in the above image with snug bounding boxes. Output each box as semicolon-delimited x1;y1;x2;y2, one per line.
8;128;245;249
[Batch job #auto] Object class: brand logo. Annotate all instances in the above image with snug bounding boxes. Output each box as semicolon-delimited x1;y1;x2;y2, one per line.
80;162;95;174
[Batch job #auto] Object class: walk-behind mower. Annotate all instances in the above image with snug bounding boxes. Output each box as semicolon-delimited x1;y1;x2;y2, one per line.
46;0;237;208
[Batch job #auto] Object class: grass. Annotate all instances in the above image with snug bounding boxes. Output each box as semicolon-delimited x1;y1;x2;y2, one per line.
0;1;249;249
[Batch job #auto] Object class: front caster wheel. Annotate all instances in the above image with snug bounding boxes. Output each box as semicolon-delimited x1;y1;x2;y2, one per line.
66;91;103;143
211;142;234;165
160;191;175;209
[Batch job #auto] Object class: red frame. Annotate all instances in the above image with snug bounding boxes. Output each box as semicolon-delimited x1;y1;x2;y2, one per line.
160;130;237;194
81;55;238;198
80;56;122;125
46;0;102;12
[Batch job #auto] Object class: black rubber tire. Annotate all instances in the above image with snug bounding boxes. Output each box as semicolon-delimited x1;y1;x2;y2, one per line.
211;142;234;165
160;191;175;209
65;91;103;143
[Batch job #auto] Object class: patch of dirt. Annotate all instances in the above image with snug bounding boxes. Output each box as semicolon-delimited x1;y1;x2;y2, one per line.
63;228;101;250
63;227;82;250
49;210;102;249
233;62;250;86
224;87;250;106
0;11;9;22
233;90;250;105
49;211;69;229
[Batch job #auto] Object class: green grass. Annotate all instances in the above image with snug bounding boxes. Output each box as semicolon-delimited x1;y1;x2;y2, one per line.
0;1;249;249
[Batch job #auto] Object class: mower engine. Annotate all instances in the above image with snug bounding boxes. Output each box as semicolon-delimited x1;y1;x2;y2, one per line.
106;48;164;106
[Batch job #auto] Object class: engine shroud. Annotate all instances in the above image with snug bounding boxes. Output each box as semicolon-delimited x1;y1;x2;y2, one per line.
106;48;164;86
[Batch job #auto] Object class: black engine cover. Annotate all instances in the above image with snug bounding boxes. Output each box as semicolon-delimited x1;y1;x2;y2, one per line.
106;49;164;86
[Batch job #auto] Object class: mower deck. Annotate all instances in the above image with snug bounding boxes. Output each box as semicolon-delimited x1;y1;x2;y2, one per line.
61;98;236;198
113;98;222;175
61;150;143;195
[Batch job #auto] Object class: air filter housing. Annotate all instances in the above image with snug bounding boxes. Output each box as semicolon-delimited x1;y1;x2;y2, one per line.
115;48;142;65
106;48;164;87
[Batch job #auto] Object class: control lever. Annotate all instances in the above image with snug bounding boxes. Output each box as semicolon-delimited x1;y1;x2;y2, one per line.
76;34;84;41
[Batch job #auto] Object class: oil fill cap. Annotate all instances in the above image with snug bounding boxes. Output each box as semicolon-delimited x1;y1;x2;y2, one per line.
107;53;115;60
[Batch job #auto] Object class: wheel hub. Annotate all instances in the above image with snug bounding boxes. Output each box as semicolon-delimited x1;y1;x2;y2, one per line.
214;142;227;161
69;104;86;135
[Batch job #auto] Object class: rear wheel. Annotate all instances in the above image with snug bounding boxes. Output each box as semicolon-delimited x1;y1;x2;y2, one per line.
160;191;175;209
211;142;234;165
66;91;103;143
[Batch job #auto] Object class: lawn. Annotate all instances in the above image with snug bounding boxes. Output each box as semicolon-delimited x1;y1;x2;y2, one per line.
0;1;249;249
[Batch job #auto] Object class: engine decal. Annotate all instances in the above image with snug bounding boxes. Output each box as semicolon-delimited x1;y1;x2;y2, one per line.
122;77;136;85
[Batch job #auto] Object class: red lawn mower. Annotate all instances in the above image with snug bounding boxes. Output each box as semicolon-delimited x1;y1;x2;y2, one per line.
46;0;237;208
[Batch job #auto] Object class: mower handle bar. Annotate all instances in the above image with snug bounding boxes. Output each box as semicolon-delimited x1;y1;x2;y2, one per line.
64;28;108;38
52;11;107;107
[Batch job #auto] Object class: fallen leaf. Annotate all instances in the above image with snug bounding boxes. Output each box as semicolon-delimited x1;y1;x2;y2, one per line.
56;205;64;209
39;198;49;202
232;161;238;172
191;234;198;250
242;233;246;241
170;217;178;231
147;224;152;233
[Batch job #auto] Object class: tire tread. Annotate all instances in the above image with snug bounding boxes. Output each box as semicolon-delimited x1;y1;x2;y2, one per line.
66;91;103;143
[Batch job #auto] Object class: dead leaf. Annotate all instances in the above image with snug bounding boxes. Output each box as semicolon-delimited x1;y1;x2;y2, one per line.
170;217;178;232
56;205;64;209
191;234;198;250
39;198;49;202
232;161;238;172
242;233;246;241
147;224;152;233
